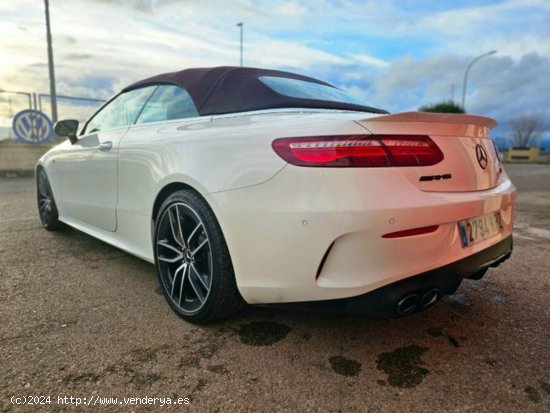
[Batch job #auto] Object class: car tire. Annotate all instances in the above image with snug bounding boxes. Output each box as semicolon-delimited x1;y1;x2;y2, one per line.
154;189;245;323
36;167;63;231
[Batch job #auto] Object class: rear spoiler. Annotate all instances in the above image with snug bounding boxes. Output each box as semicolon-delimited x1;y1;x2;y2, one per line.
365;111;497;129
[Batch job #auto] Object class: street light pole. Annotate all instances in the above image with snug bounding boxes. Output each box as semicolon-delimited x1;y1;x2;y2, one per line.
237;22;243;67
461;50;496;112
44;0;58;122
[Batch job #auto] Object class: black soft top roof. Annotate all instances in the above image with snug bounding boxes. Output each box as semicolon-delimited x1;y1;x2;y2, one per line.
122;66;386;116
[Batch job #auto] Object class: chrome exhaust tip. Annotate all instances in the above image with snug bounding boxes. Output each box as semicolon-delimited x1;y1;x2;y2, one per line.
395;294;420;316
420;288;441;309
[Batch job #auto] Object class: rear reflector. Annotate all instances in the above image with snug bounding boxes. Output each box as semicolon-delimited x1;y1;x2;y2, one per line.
272;135;443;167
382;225;439;239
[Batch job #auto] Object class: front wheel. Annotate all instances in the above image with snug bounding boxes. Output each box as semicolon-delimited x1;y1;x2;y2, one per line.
36;167;62;231
154;190;244;323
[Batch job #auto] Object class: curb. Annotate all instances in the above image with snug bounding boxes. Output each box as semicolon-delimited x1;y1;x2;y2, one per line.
0;170;35;178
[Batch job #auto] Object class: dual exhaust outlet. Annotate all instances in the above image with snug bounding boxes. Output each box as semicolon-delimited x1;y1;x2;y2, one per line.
395;288;441;316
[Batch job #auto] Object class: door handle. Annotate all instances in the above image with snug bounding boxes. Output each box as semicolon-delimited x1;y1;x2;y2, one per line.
98;141;113;152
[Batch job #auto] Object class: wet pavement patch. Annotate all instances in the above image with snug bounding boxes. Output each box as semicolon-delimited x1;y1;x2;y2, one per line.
376;345;429;388
328;356;362;377
524;386;541;402
106;362;163;390
176;331;227;370
446;335;460;348
195;378;208;393
179;353;201;369
540;380;550;394
207;364;229;374
129;347;159;363
485;358;498;367
130;372;162;389
238;321;291;346
427;327;460;348
127;344;172;363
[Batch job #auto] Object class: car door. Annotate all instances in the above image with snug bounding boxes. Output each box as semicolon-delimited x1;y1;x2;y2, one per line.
53;86;157;232
117;84;200;219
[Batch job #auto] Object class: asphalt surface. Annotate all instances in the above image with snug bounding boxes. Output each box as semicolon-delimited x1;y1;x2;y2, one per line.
1;164;549;412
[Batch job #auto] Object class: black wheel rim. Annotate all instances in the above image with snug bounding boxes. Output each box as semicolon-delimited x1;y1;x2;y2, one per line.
37;170;53;226
156;202;213;315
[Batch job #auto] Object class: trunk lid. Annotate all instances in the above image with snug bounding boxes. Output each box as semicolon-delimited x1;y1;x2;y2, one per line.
357;112;501;192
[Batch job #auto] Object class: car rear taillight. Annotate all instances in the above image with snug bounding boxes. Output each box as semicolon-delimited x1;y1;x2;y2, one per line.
272;135;443;167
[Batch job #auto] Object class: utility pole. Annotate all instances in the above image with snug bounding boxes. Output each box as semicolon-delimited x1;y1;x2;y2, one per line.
44;0;58;122
237;22;243;67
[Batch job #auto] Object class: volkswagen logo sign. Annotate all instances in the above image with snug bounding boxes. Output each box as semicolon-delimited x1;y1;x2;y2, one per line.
475;144;488;169
12;109;53;144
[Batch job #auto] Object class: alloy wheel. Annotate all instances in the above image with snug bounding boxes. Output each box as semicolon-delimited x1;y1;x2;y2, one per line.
37;169;54;226
156;202;213;315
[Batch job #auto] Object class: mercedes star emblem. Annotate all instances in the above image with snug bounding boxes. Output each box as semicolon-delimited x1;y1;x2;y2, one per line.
475;144;488;169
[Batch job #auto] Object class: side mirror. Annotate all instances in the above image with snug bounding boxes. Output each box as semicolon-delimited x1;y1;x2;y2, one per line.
54;119;79;144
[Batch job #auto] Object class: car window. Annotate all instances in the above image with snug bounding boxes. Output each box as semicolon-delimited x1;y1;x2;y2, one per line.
84;86;157;134
259;76;369;106
136;85;198;124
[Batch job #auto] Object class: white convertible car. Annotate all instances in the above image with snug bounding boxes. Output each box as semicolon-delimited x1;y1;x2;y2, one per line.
37;66;515;322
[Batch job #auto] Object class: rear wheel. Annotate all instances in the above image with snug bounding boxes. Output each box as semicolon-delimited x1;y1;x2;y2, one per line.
36;168;62;231
154;190;244;323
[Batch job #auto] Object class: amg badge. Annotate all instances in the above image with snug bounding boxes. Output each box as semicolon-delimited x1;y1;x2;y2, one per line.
419;173;452;182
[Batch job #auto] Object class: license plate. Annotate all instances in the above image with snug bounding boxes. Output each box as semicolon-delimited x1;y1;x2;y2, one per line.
458;212;502;248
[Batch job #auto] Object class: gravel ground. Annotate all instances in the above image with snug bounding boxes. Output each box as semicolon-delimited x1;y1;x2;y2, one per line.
1;164;549;412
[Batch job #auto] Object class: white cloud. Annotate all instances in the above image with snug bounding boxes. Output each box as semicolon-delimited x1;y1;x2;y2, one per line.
246;37;350;68
275;1;308;16
351;53;389;68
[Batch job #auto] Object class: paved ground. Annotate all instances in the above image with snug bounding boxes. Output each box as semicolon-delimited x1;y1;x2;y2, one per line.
1;164;549;412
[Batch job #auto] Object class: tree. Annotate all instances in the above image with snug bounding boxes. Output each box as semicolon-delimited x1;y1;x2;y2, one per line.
419;100;465;114
508;113;544;147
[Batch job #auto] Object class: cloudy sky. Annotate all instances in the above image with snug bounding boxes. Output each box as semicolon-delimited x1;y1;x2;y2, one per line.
1;0;549;144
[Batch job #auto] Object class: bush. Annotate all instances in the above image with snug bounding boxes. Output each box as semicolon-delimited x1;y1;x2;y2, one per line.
419;101;465;114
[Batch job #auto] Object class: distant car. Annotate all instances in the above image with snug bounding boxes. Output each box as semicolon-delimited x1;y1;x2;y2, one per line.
36;66;515;322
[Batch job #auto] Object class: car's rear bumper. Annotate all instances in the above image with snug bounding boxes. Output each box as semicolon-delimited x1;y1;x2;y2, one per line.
267;235;512;317
209;165;516;304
